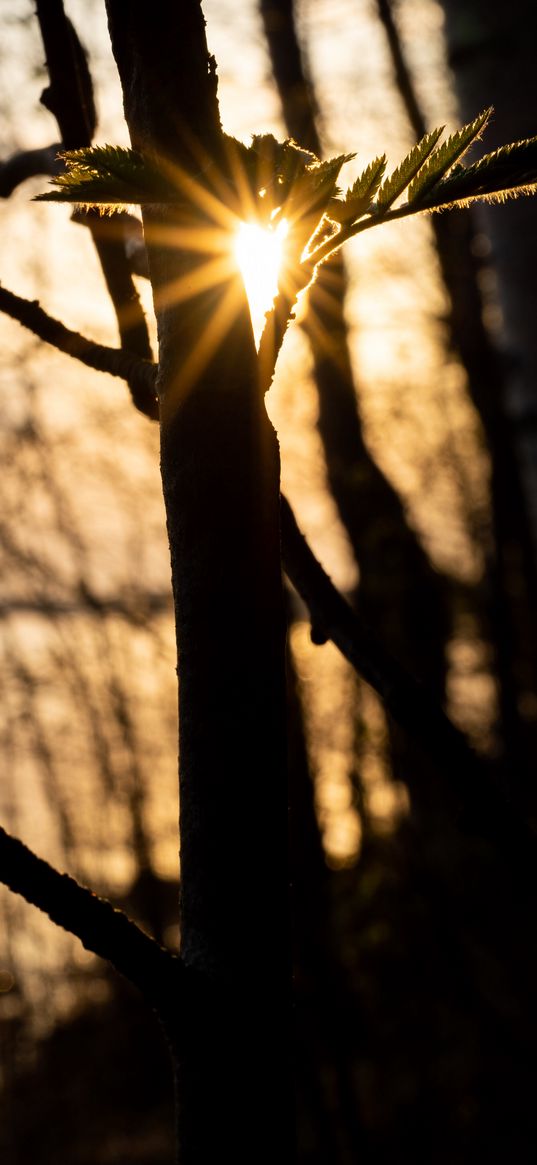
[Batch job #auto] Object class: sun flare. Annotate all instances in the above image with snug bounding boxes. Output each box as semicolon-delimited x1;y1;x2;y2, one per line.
234;220;288;342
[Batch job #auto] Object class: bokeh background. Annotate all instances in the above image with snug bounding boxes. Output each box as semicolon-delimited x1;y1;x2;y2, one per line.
1;1;537;1161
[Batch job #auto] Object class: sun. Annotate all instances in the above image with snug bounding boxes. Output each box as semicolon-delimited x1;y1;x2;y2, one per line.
234;219;288;343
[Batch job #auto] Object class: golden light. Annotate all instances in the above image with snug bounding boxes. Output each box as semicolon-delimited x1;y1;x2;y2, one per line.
135;147;293;400
234;219;288;343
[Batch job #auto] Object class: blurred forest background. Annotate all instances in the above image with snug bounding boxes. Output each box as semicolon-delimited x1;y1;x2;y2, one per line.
1;0;537;1161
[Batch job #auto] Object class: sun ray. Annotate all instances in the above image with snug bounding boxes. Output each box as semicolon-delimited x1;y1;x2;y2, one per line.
145;222;232;255
155;153;240;234
153;253;237;312
164;277;248;411
141;140;291;375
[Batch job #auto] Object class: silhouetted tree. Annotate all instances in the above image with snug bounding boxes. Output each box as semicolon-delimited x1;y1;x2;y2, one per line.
2;4;537;1163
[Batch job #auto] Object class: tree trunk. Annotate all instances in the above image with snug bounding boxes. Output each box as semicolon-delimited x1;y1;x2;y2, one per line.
106;5;290;1161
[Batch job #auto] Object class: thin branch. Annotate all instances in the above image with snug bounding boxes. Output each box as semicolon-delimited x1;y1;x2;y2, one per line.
35;0;156;417
282;495;536;875
0;592;171;620
0;284;157;414
0;824;181;1001
0;144;63;198
281;496;496;811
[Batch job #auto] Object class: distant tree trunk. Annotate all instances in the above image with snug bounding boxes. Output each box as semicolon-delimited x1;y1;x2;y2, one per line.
105;5;290;1162
438;1;537;526
436;0;537;800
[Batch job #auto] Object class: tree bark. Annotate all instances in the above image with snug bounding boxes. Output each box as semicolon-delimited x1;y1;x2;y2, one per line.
106;5;290;1161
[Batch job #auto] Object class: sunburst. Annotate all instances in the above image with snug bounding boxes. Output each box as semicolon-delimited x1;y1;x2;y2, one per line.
132;143;294;402
234;219;288;344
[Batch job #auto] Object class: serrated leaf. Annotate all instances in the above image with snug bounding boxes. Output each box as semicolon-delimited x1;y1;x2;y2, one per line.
422;134;537;210
282;153;354;253
279;138;322;181
330;155;387;223
35;145;179;205
63;145;146;181
408;107;492;204
288;153;353;208
376;125;444;211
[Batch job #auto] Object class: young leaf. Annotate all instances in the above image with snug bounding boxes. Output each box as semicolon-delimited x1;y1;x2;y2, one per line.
35;145;176;206
280;153;354;255
407;107;492;204
329;155;387;224
422;134;537;210
376;125;444;211
249;134;317;190
233;135;322;218
287;153;353;214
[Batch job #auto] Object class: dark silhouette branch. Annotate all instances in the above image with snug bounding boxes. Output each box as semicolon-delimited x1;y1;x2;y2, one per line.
283;491;537;880
35;0;157;419
0;825;181;1002
281;497;475;793
0;144;63;198
0;284;157;413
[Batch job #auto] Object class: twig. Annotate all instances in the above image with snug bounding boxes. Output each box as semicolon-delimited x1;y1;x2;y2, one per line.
35;0;156;417
0;284;157;413
283;496;536;874
281;496;489;804
0;144;63;198
0;825;181;1001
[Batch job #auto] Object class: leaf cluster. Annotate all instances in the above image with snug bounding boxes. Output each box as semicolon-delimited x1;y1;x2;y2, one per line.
323;109;494;230
36;111;537;269
36;145;174;208
227;133;353;242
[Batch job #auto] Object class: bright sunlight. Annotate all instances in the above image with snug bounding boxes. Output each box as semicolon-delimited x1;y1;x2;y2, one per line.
234;219;288;343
